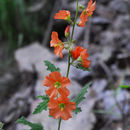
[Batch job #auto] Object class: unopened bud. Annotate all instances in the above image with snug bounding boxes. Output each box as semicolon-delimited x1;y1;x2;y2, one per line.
65;25;70;38
79;5;85;10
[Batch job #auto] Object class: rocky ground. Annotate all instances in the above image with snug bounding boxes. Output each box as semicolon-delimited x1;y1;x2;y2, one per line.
0;0;130;130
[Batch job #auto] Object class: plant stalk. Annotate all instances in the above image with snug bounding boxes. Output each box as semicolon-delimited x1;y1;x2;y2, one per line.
58;0;79;129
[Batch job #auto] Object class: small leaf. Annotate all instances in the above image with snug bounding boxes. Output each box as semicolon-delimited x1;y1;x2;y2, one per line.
31;123;44;130
33;96;49;114
16;117;32;126
72;82;92;114
16;117;44;130
72;82;92;106
44;60;60;72
37;95;49;100
73;107;82;114
75;64;91;72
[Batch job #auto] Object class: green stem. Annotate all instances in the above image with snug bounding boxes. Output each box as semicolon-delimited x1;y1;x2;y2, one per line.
57;0;79;130
70;0;79;42
66;0;79;78
58;118;62;130
66;53;71;77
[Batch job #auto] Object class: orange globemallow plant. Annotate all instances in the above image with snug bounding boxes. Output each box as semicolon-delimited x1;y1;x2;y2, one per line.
71;46;90;68
54;10;70;20
48;96;76;120
43;71;71;98
50;31;64;58
78;0;96;27
16;0;96;129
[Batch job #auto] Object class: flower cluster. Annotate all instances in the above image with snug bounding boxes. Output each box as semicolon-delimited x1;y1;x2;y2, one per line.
43;71;76;120
78;0;96;27
43;0;96;121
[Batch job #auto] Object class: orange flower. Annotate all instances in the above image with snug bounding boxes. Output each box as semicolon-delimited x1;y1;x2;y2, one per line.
43;71;70;98
50;31;64;58
80;49;91;68
78;0;96;27
71;46;85;59
48;96;76;120
70;46;90;68
86;0;96;17
54;10;70;20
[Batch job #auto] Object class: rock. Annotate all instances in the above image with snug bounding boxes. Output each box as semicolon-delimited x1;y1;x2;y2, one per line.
100;90;130;120
99;46;114;62
0;73;13;100
96;5;115;20
0;86;33;127
109;0;128;14
99;31;117;45
92;17;111;25
113;15;130;31
98;0;112;4
91;79;107;99
15;43;54;74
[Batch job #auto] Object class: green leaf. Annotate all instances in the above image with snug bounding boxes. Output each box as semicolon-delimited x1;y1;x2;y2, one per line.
120;85;130;89
0;122;4;130
75;64;91;72
73;107;82;114
44;60;60;72
16;117;44;130
72;82;92;106
37;95;49;100
33;96;49;114
72;82;92;114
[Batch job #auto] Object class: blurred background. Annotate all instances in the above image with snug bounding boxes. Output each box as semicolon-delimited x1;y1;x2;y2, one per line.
0;0;130;130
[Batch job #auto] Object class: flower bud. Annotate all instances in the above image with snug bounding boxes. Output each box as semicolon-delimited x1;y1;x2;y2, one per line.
65;25;70;38
79;5;85;10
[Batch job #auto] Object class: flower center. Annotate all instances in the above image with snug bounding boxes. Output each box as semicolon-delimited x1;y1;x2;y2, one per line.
59;103;65;111
77;56;82;62
54;82;61;88
87;12;92;17
54;44;59;47
59;41;62;47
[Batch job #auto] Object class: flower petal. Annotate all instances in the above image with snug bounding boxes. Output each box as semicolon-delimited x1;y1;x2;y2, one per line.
61;77;71;87
48;98;58;109
54;46;63;58
43;76;54;87
46;87;58;98
49;107;61;119
49;71;62;81
54;10;70;20
50;31;59;47
60;110;72;120
59;87;70;97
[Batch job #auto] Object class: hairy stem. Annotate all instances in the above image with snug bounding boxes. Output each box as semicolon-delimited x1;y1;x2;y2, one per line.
58;118;62;130
58;0;79;129
66;0;79;78
71;0;79;42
